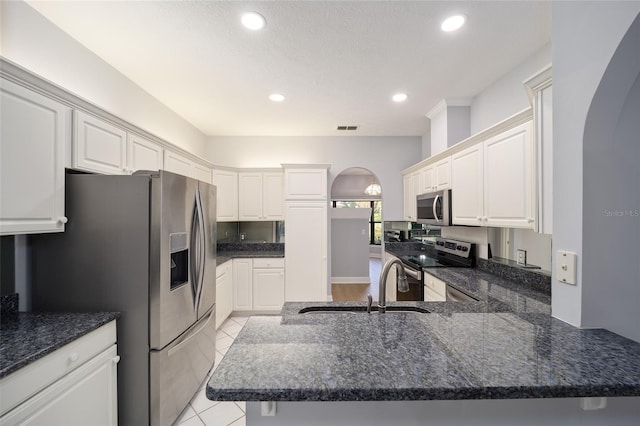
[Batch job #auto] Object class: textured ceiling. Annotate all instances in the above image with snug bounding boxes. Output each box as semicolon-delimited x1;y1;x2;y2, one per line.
26;1;551;137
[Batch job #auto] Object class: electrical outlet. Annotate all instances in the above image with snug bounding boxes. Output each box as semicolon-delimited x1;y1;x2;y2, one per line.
516;249;527;265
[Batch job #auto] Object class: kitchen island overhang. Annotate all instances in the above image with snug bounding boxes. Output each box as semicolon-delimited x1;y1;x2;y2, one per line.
207;302;640;405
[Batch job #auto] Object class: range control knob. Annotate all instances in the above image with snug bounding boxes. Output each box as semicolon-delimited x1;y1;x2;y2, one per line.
437;241;445;246
460;246;469;252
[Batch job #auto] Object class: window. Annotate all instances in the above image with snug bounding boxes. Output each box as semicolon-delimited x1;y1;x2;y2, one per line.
332;200;382;245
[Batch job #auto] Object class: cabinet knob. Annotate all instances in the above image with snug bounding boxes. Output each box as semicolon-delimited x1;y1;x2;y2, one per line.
527;218;535;223
112;355;121;364
57;216;68;225
68;352;79;363
476;216;482;221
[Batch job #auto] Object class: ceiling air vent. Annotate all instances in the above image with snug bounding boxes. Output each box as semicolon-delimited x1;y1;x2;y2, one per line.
336;125;358;131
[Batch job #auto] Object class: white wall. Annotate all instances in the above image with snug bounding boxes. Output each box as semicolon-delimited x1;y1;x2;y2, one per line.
552;1;640;334
331;209;371;283
421;132;430;160
0;0;207;157
581;13;640;342
470;43;551;134
429;109;448;155
206;136;421;221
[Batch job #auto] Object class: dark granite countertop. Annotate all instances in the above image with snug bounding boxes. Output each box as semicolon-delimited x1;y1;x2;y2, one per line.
217;242;284;266
0;311;120;379
207;303;640;402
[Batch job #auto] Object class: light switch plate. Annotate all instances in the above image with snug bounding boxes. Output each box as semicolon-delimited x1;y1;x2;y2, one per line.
516;249;527;265
556;251;577;285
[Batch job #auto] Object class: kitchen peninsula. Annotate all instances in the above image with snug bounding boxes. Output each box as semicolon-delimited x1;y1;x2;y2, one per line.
207;278;640;425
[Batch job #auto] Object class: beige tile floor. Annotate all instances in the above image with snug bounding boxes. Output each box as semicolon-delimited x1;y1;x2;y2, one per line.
174;316;250;426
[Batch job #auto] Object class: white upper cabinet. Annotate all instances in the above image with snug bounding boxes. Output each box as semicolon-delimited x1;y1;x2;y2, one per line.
73;111;127;175
421;165;434;194
1;79;70;235
524;65;553;235
238;172;263;220
127;133;163;173
421;157;451;194
192;163;213;184
434;157;452;190
284;166;328;200
212;169;238;222
403;170;420;221
163;150;193;178
262;172;285;219
451;143;484;226
452;121;535;229
483;121;535;228
239;171;284;221
163;150;212;183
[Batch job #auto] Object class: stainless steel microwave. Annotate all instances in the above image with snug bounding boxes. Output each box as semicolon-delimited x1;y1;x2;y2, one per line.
416;190;452;226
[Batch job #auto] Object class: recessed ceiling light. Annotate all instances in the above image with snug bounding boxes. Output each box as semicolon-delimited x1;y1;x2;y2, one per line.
269;93;285;102
392;93;408;102
441;14;466;32
241;12;266;31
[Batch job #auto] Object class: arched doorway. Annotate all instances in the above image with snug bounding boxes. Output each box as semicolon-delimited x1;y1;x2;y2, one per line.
329;167;383;301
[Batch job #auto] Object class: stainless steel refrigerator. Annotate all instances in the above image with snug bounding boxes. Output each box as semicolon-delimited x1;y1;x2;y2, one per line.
31;170;217;426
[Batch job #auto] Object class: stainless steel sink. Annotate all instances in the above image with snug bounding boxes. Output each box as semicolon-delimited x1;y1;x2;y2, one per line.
298;306;430;314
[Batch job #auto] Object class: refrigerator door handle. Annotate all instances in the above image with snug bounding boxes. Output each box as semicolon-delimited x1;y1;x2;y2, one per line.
194;187;206;313
190;193;200;309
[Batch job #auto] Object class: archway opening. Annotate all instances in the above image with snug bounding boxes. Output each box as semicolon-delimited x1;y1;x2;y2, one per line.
330;167;382;301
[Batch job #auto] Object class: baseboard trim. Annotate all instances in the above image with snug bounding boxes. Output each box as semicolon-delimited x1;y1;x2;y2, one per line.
331;277;371;284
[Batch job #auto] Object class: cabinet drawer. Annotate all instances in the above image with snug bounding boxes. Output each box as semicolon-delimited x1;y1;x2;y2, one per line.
424;275;446;295
424;287;446;302
252;258;284;268
0;321;117;415
216;260;232;278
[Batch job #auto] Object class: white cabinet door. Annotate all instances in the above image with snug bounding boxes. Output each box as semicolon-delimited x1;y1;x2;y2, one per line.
163;150;193;178
434;157;452;190
193;163;213;184
212;169;238;222
262;171;284;220
253;267;285;311
232;259;253;310
483;121;535;229
451;144;484;226
421;165;435;193
215;261;233;328
1;79;69;235
284;167;327;200
127;133;163;173
285;202;327;302
238;171;284;221
73;111;127;175
0;345;118;426
402;171;420;221
238;172;263;220
423;272;446;302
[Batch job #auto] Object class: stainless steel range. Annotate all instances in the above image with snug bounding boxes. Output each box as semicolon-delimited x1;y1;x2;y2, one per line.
396;238;476;301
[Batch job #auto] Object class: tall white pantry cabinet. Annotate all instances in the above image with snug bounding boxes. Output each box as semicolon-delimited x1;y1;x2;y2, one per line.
283;165;330;302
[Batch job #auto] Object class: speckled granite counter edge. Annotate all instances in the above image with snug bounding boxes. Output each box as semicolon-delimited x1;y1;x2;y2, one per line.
0;311;120;378
207;383;640;402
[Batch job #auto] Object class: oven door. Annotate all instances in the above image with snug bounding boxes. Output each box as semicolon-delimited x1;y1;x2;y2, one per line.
396;264;423;301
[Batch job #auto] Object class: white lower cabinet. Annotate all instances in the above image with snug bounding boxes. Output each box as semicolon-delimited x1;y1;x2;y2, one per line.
423;272;446;302
216;260;233;328
252;258;285;311
0;321;118;426
233;258;285;312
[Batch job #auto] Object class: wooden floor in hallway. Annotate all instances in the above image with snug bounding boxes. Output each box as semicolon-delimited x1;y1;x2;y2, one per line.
331;258;382;302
